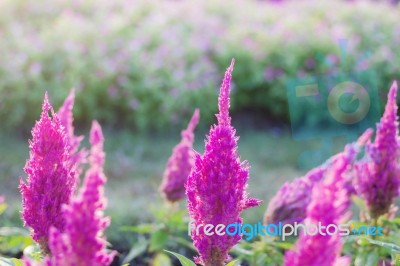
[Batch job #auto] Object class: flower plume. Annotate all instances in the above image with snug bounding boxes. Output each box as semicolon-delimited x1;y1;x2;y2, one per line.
265;128;373;227
284;146;356;266
20;93;75;254
216;60;234;126
354;81;400;218
57;89;87;176
264;167;325;226
160;108;200;202
186;59;261;266
45;121;116;266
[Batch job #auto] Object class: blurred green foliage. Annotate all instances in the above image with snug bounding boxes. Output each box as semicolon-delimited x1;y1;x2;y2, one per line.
0;0;399;131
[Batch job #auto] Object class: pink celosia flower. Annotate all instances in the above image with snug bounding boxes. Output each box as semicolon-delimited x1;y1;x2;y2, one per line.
264;128;373;227
44;121;116;266
284;146;356;266
57;89;87;177
264;167;325;226
186;59;261;266
354;81;400;219
20;93;74;254
159;108;200;202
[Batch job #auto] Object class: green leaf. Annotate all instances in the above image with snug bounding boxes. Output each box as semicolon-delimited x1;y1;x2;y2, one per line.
0;227;30;237
149;230;169;252
10;259;23;266
354;251;368;266
164;250;197;266
272;241;293;250
0;257;23;266
254;253;268;266
152;252;172;266
0;257;13;266
122;238;148;264
225;259;239;266
394;254;400;266
357;238;370;246
0;231;35;254
390;218;400;225
364;238;400;252
365;251;379;266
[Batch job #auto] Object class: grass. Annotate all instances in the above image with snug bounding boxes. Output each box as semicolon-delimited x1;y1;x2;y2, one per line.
0;124;353;253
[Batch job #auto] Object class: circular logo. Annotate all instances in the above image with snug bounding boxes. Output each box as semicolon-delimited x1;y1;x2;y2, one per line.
327;81;370;124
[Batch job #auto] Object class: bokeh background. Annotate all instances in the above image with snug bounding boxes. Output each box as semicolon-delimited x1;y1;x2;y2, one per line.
0;0;399;264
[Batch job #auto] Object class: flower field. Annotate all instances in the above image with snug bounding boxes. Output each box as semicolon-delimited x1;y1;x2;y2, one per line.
0;0;400;131
1;0;400;266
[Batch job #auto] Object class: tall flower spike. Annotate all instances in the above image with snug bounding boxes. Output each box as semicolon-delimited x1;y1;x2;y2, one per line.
186;59;261;266
216;61;233;126
354;81;400;219
19;93;74;254
264;167;325;226
57;89;87;177
284;146;356;266
265;128;373;226
160;108;200;202
45;121;116;266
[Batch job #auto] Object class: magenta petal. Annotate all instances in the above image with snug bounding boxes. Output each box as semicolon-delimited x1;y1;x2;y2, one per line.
160;109;200;202
46;121;116;266
186;60;261;266
354;81;400;218
20;93;74;253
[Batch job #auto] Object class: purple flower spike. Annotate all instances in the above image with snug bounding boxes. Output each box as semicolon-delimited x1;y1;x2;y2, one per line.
264;167;325;226
20;93;75;254
284;148;356;266
57;89;87;177
354;81;400;218
265;128;373;227
46;121;116;266
160;108;200;202
186;59;261;266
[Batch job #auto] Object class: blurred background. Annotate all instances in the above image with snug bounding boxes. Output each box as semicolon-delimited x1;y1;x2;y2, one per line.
0;0;399;264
